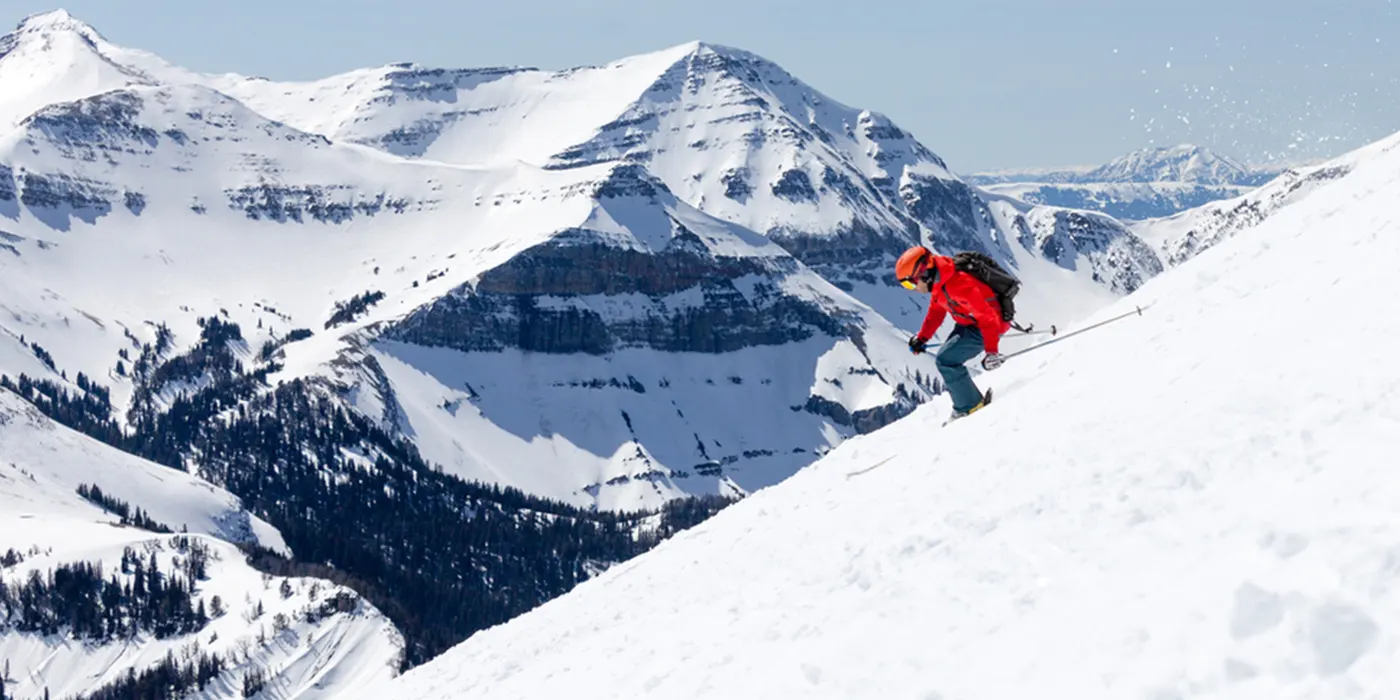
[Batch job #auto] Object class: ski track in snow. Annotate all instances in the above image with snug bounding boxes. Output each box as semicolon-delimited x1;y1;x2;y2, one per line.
359;129;1400;699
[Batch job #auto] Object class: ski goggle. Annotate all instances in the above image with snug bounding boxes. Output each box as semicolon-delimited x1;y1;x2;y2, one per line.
899;259;932;289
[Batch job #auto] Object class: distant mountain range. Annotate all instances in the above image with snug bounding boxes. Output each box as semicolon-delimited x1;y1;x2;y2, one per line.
969;144;1289;220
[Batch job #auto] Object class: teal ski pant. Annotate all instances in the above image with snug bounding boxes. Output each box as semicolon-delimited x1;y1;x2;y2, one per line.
936;324;985;413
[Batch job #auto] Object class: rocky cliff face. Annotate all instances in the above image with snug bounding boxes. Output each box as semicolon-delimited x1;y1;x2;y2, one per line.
1012;207;1164;294
385;233;848;356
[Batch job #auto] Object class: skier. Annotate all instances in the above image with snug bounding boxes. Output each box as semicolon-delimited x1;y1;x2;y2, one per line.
895;245;1011;420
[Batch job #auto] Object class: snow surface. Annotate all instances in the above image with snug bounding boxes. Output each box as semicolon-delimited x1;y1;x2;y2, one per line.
216;43;701;168
0;389;285;553
0;10;205;130
359;131;1400;699
0;388;403;699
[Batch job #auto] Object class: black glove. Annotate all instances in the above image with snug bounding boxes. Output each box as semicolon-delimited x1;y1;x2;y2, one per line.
981;352;1005;370
908;336;928;355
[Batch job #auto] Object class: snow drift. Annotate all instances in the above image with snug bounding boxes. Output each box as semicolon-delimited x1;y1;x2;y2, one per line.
358;130;1400;698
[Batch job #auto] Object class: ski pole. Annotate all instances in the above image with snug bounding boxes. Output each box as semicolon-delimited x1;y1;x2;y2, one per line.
1001;303;1152;361
1005;327;1058;338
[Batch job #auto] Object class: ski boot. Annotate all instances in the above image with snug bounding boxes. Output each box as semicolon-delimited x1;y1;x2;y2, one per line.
943;388;993;426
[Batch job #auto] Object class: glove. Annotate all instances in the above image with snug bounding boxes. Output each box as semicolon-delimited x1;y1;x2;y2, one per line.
908;336;928;355
981;352;1005;370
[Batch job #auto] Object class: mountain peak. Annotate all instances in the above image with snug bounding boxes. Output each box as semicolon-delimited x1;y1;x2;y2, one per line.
13;8;103;40
1087;143;1250;185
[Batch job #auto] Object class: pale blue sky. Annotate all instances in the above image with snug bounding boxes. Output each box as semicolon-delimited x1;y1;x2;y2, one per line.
3;0;1396;171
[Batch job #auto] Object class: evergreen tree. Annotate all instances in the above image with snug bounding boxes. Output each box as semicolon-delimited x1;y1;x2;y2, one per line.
0;551;207;642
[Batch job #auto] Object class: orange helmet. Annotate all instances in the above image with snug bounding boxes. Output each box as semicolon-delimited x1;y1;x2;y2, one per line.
895;245;933;289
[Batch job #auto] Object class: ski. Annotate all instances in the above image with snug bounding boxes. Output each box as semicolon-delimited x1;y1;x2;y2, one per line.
942;387;993;427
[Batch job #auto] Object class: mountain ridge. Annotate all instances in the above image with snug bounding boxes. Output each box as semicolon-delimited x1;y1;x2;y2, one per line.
970;144;1280;187
967;144;1287;221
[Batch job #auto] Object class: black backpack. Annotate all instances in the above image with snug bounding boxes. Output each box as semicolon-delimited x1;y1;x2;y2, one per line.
952;251;1020;323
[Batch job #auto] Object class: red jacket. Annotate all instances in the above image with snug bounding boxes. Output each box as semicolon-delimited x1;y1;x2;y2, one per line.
915;255;1011;353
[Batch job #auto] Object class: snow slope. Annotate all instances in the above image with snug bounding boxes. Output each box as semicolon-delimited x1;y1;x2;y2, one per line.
0;9;206;130
0;388;403;699
359;130;1400;699
0;389;284;553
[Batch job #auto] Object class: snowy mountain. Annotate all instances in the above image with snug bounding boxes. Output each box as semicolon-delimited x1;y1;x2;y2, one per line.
1079;144;1269;185
0;9;208;131
0;10;1156;511
212;40;1160;330
0;7;1163;677
970;144;1283;220
974;144;1276;186
355;125;1400;700
0;389;402;699
1132;131;1400;267
0;75;938;510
